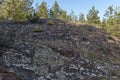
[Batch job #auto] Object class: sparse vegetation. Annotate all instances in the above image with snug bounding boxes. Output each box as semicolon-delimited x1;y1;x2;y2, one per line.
32;26;42;32
0;0;120;80
0;18;120;80
47;20;54;25
108;36;114;40
0;0;119;39
27;9;39;23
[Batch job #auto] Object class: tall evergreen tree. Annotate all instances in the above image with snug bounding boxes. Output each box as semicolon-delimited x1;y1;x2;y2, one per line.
74;15;78;22
37;1;48;18
87;6;100;24
51;0;60;18
59;9;67;20
0;0;34;21
104;6;114;25
114;9;120;37
114;7;120;25
24;0;34;16
104;6;114;18
79;13;85;23
69;10;75;21
66;15;72;21
104;6;120;37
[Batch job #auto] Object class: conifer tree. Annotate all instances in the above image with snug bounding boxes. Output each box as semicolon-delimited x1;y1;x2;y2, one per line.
87;6;100;24
79;13;85;23
37;1;48;18
51;0;60;18
24;0;34;16
69;10;75;21
104;5;114;25
59;9;67;20
0;0;34;21
104;6;120;37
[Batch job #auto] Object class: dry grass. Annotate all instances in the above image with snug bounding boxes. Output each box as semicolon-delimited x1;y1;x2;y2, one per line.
47;20;54;25
32;26;43;32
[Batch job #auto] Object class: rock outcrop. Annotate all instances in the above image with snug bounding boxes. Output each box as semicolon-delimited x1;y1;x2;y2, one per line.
0;19;120;80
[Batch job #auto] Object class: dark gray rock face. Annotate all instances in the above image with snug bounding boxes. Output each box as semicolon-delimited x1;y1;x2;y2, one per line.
0;19;120;80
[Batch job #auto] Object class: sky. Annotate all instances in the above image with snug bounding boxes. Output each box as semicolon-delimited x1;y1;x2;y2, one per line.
32;0;120;19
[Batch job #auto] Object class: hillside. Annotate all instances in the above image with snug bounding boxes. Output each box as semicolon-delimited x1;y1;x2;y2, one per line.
0;19;120;80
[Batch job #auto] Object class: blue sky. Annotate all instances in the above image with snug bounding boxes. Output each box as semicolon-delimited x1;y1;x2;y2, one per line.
32;0;120;19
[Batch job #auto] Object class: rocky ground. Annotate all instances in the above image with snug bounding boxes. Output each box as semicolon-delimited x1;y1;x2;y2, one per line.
0;19;120;80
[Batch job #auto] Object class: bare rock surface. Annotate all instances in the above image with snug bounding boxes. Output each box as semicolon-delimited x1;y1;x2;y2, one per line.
0;19;120;80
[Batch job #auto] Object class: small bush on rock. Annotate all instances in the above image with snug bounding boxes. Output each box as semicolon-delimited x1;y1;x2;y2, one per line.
27;10;39;23
47;20;54;25
32;26;42;32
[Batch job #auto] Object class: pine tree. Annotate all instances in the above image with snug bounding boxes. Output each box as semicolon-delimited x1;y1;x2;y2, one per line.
66;15;72;21
74;15;78;22
69;10;78;22
104;6;114;25
104;6;114;17
114;7;120;25
79;13;85;23
87;6;100;24
37;1;48;18
114;10;120;37
51;0;60;18
24;0;33;9
24;0;34;16
0;0;34;21
104;6;120;38
59;9;67;20
48;9;54;18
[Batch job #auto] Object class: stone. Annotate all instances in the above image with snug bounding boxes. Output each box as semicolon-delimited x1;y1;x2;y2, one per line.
0;19;120;80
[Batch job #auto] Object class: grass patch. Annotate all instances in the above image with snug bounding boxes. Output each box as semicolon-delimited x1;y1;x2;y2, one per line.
32;26;42;32
47;20;54;25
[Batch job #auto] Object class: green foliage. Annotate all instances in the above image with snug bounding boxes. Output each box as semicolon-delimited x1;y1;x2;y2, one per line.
66;15;72;21
27;8;39;23
69;10;75;22
58;9;68;20
37;1;48;18
79;13;85;23
51;0;60;18
0;0;74;22
104;5;114;18
48;9;54;18
0;0;34;22
47;20;54;25
87;6;100;24
108;36;114;40
103;6;120;38
32;26;42;32
0;0;119;40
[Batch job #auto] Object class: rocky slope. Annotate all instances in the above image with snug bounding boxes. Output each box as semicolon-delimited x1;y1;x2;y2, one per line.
0;19;120;80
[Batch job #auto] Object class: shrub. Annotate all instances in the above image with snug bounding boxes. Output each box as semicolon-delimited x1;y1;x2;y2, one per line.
47;20;54;25
32;26;42;32
27;10;39;23
108;36;114;40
